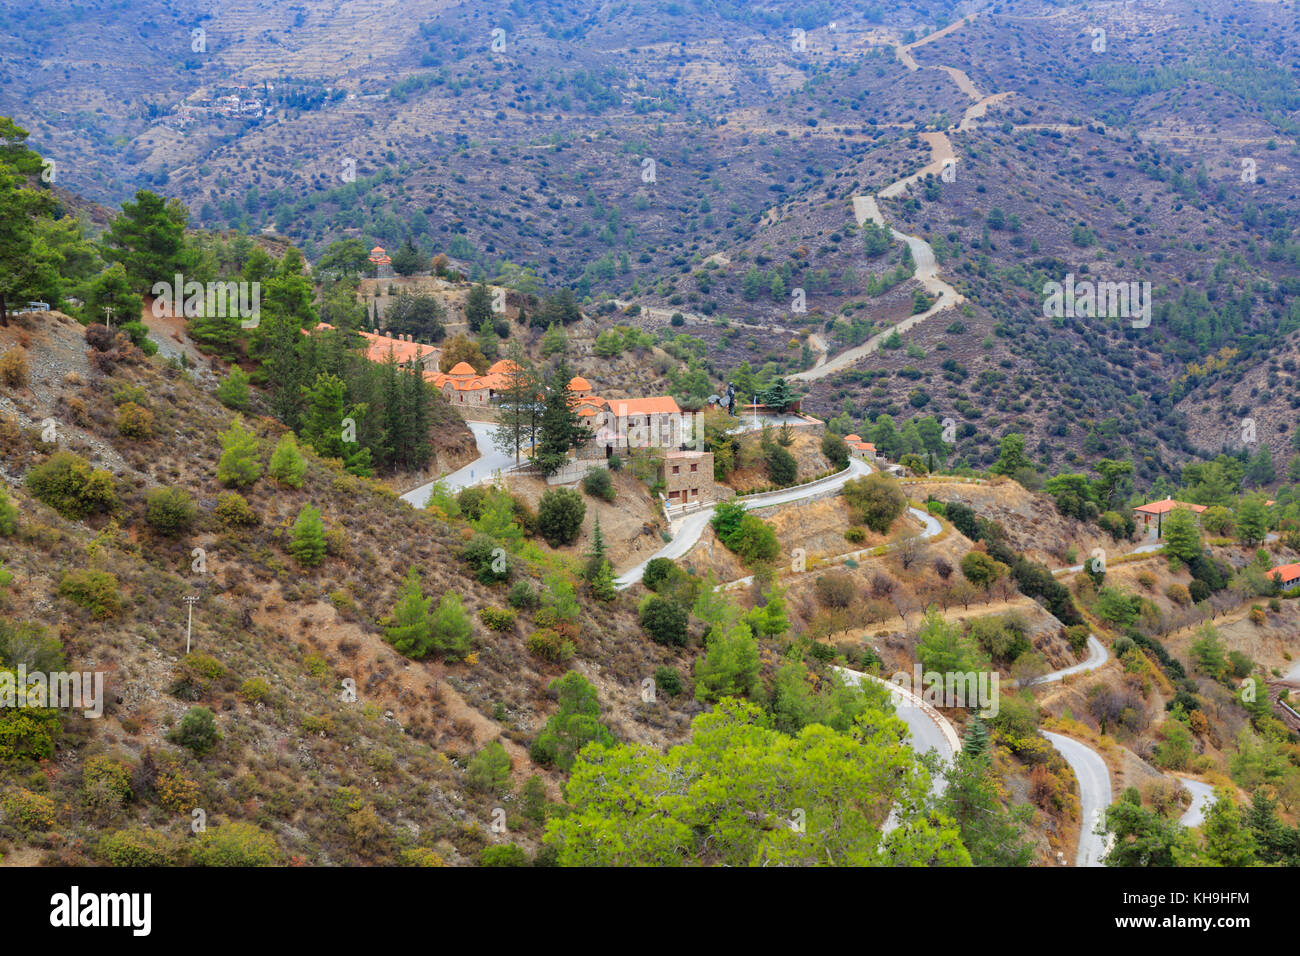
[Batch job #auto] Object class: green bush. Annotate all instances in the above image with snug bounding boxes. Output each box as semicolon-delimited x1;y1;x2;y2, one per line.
215;491;259;527
466;740;512;794
145;486;197;537
189;822;281;866
99;828;177;866
288;504;327;567
239;677;271;703
170;706;220;756
507;579;539;609
0;675;61;761
479;606;516;631
82;755;133;807
526;628;575;663
1;788;55;831
25;451;116;520
115;401;154;439
843;473;906;533
57;570;122;619
654;665;683;697
537;488;586;547
268;433;307;488
581;468;616;502
216;416;262;488
643;557;679;592
216;366;251;411
640;595;689;646
0;487;19;536
479;844;529;867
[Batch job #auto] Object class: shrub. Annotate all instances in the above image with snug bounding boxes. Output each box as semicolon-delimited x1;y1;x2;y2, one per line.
58;569;122;619
99;828;177;866
643;557;679;592
216;366;251;411
0;674;61;761
145;486;196;536
288;505;327;567
526;628;575;663
466;740;512;794
815;571;855;608
268;433;307;488
537;488;586;547
1;788;55;831
479;606;516;631
189;822;280;866
0;487;17;536
844;527;866;544
214;491;258;527
479;844;529;867
25;451;117;520
734;514;780;564
843;474;907;533
82;755;133;806
654;665;683;697
507;579;539;609
216;416;262;487
582;467;616;502
170;706;220;756
1165;582;1191;606
115;401;154;439
764;444;798;486
0;347;29;388
400;847;447;867
239;677;271;703
462;532;510;585
821;431;850;470
640;595;688;646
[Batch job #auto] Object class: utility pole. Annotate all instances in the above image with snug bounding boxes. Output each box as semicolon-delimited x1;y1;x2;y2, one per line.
183;595;199;654
102;305;115;329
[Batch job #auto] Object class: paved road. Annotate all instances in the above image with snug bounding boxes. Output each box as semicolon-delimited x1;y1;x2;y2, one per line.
613;458;874;589
1042;731;1113;867
833;666;958;798
1016;635;1109;688
400;420;520;507
1175;776;1216;828
1053;542;1163;576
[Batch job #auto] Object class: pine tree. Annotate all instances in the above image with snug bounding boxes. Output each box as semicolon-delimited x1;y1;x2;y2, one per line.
477;315;499;361
465;282;493;329
268;432;307;488
430;593;474;661
590;560;617;602
1161;506;1202;562
288;504;327;567
962;716;990;758
584;516;608;584
0;485;17;536
534;362;592;475
491;339;540;463
384;568;433;658
217;416;263;487
216;365;251;411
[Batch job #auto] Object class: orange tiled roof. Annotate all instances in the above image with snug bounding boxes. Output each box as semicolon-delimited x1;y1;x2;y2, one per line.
569;376;592;392
844;433;861;442
1267;562;1300;582
602;396;682;416
307;324;439;366
447;361;477;376
1134;498;1207;515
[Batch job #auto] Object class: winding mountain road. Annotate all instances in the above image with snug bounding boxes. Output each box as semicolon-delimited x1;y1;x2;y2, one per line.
1042;731;1113;867
400;420;520;507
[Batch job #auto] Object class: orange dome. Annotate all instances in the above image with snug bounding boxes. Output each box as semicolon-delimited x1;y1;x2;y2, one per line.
845;433;861;442
569;376;592;392
448;361;477;376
